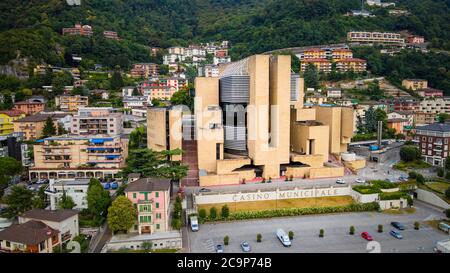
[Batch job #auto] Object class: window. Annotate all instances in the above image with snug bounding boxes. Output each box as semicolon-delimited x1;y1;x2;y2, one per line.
155;202;159;209
155;192;159;198
6;241;10;247
39;241;46;251
139;215;151;223
156;213;161;219
429;137;433;142
156;224;160;229
132;193;136;199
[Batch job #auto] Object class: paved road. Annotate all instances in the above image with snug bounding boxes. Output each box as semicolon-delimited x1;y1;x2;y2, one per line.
188;203;448;253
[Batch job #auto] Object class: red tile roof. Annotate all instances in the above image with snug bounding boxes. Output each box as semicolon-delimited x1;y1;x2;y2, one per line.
0;110;25;117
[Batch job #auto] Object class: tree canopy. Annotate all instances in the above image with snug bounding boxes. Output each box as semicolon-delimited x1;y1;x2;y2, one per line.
107;195;136;234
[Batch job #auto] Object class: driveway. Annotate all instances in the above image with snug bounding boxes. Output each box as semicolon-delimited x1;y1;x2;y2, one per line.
188;202;448;253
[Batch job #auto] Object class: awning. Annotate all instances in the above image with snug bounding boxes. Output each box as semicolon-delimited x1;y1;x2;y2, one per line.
105;155;120;159
87;147;108;150
90;139;104;144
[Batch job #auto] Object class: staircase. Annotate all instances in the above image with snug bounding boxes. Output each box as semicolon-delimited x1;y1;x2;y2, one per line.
181;139;199;187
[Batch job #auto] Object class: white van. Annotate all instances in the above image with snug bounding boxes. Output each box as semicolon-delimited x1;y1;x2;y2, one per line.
190;216;199;232
276;229;291;247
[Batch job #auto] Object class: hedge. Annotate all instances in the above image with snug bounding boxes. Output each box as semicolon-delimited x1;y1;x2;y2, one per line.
379;191;410;201
201;202;380;222
371;180;398;189
353;185;381;194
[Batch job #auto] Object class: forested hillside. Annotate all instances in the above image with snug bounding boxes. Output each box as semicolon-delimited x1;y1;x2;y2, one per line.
0;0;448;69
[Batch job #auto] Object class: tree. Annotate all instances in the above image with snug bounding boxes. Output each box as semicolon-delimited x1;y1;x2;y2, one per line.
416;174;425;184
223;235;229;245
141;241;152;253
349;226;355;235
400;145;421;162
256;233;262;242
303;63;319;89
437;168;444;177
288;231;294;240
209;207;217;220
110;69;124;90
170;87;193;110
107;196;136;234
128;126;147;150
199;209;206;220
319;229;324;237
32;185;47;209
445;156;450;172
378;224;383;233
414;222;420;230
221;205;229;219
58;191;76;209
87;178;111;219
57;123;67;135
1;186;34;218
52;71;73;95
0;157;23;196
445;187;450;199
437;113;450;123
42;116;56;138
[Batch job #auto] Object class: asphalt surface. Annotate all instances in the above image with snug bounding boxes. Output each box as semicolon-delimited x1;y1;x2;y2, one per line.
188;202;448;253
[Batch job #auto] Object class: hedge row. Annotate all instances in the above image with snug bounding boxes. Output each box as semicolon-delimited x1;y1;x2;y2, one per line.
202;202;380;222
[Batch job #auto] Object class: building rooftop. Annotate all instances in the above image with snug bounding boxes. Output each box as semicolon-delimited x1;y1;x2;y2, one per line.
0;220;59;245
20;209;79;222
417;123;450;132
124;178;171;192
14;113;68;123
52;179;91;187
127;173;141;179
0;110;25;117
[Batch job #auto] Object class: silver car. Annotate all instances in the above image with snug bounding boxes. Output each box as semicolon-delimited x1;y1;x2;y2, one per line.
240;241;251;252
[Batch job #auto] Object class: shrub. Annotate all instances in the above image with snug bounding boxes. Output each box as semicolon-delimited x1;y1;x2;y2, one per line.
319;229;324;237
414;222;420;230
446;209;450;218
349;226;355;235
221;205;230;219
400;145;421;162
446;187;450;199
256;233;262;243
379;191;410;201
289;175;294;181
446;172;450;180
408;172;417;179
416;174;425;184
288;231;294;240
378;224;383;233
352;185;381;194
224;235;229;245
198;209;207;220
371;180;398;189
209;207;217;220
437;168;444;177
285;176;289;181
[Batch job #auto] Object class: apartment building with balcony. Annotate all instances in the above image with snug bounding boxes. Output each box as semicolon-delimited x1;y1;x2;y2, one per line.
0;110;25;135
414;123;450;166
300;58;332;73
335;58;367;72
29;135;128;180
13;113;69;141
45;179;90;210
402;79;428;91
72;107;123;136
414;112;436;126
302;48;327;59
55;95;89;112
13;100;45;115
103;31;119;40
19;209;79;244
347;31;405;45
331;48;353;61
130;63;159;79
124;178;171;234
419;97;450;114
417;88;444;98
62;23;93;37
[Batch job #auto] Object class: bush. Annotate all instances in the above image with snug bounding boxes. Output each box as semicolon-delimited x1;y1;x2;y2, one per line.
437;168;444;177
289;175;294;181
446;209;450;218
256;233;262;243
414;222;420;230
209;207;217;220
378;224;383;233
446;172;450;180
408;172;417;179
371;180;398;189
416;174;425;184
221;205;230;219
202;202;380;222
224;235;229;245
288;231;294;240
446;187;450;199
349;226;355;235
379;191;410;201
319;229;324;237
352;185;381;194
199;209;207;220
400;145;421;162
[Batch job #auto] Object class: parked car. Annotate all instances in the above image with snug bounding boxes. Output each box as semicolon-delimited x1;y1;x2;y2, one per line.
361;232;373;241
103;183;111;190
111;182;119;190
276;229;292;247
216;244;224;253
355;178;366;184
190;216;199;232
399;175;408;182
36;179;48;184
390;230;403;239
336;179;346;184
199;188;211;193
240;241;251;252
391;222;405;230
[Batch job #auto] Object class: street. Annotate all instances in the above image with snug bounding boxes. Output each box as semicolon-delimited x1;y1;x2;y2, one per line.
187;201;448;253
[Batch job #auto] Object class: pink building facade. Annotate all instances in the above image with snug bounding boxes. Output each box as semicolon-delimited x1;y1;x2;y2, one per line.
125;178;171;235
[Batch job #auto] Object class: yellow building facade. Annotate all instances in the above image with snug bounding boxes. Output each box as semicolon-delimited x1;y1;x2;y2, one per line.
0;110;25;135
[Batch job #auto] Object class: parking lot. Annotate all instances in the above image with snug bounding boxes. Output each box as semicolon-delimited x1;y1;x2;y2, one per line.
187;202;449;253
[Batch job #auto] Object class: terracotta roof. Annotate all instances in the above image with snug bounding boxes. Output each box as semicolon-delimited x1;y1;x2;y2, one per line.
0;220;59;245
124;177;171;192
0;110;25;117
14;101;44;105
20;209;79;222
14;113;68;123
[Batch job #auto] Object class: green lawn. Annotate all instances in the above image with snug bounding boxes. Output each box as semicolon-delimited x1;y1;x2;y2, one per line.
393;160;431;171
425;182;450;194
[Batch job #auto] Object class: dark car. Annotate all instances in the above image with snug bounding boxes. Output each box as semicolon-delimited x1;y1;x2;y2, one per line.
391;222;405;230
199;188;211;193
390;230;403;239
216;244;224;253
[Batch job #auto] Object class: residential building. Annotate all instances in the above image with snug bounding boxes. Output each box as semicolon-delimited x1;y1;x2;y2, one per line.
326;88;342;98
387;111;414;127
62;23;93;37
0;220;59;253
213;56;231;65
414;123;450;166
124;178;171;234
335;58;367;72
29;135;128;180
419;97;450;114
402;79;428;91
163;54;186;65
366;0;395;7
347;31;405;45
414;112;436;126
72;107;123;136
0;110;26;135
103;31;119;40
331;48;353;61
91;89;109;100
127;173;141;183
387;118;409;134
123;96;149;109
417;88;444;98
147;54;356;187
407;35;425;44
214;49;228;58
19;209;79;244
55;95;89;112
130;63;158;79
302;48;327;59
13;100;45;115
45;179;90;210
389;98;419;112
0;132;32;166
198;65;219;77
122;86;136;97
142;86;176;101
300;58;332;73
168;46;185;55
13;113;69;141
